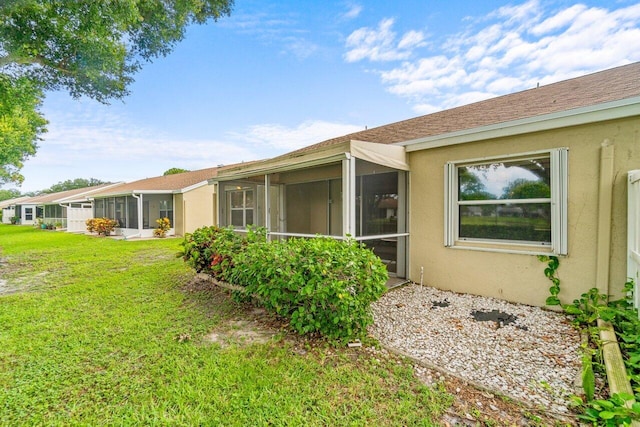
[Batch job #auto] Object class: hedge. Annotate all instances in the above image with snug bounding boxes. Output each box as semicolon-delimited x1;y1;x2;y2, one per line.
180;226;388;341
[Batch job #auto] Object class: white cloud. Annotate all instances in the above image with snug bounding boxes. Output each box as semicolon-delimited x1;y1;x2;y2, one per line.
531;4;587;36
492;0;542;29
221;11;318;60
16;104;257;191
344;18;425;62
398;30;426;50
233;120;363;151
345;1;640;114
282;37;319;59
342;3;363;20
19;104;363;192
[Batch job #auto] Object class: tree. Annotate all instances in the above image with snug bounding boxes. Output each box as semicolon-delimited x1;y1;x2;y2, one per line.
43;178;108;194
163;167;189;175
0;188;21;201
0;75;47;184
458;167;495;201
0;0;234;183
501;179;550;200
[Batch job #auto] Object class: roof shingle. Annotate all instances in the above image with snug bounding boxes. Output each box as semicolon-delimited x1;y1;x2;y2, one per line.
294;61;640;153
89;167;220;197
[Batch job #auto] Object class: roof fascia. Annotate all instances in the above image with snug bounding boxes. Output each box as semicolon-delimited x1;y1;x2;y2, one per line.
0;196;32;208
177;180;209;193
211;152;349;183
92;190;174;198
399;96;640;152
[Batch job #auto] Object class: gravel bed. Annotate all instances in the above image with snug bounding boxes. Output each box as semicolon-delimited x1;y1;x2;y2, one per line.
369;284;581;414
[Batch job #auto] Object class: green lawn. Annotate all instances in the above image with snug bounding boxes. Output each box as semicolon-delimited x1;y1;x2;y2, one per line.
0;225;452;426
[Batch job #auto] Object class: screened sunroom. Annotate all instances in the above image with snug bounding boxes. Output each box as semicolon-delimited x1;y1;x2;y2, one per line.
213;140;409;278
92;193;174;237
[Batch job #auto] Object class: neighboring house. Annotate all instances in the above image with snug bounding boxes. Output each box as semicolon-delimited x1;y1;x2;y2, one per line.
88;167;219;238
12;200;41;226
210;62;640;307
25;184;123;232
0;196;32;224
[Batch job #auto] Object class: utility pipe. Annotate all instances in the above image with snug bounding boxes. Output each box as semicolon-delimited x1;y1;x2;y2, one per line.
595;140;614;296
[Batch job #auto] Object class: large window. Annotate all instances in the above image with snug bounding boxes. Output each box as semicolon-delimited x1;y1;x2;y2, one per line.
445;149;567;254
228;189;254;228
159;199;173;221
44;205;65;219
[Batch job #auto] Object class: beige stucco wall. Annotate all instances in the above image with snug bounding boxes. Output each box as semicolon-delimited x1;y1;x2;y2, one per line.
408;116;640;307
178;184;217;235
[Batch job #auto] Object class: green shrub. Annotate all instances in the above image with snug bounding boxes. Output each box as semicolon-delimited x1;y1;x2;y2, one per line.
85;218;118;236
179;226;265;280
460;224;549;241
548;275;640;425
180;227;388;342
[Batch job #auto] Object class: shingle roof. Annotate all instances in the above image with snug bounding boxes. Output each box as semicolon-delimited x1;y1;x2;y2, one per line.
89;167;220;197
293;61;640;154
0;196;31;209
25;183;120;204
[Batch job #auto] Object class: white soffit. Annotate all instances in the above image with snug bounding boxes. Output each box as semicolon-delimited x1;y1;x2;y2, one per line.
214;140;409;182
399;96;640;152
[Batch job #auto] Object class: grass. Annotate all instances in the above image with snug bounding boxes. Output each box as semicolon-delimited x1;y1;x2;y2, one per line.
0;225;453;426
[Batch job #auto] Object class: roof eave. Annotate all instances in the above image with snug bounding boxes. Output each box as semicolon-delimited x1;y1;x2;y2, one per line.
399;96;640;151
177;180;210;193
212;141;352;182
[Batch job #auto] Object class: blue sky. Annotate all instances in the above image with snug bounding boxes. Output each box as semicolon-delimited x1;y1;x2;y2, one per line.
8;0;640;192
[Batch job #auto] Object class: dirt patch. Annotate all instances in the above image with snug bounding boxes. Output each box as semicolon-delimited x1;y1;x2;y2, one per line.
205;317;280;348
0;254;51;296
132;248;177;266
183;275;290;348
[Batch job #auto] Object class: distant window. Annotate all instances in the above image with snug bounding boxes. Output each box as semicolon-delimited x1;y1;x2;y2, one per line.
159;199;173;224
445;149;567;254
228;189;254;228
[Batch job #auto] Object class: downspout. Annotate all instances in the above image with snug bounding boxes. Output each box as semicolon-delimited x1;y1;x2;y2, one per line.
595;140;615;297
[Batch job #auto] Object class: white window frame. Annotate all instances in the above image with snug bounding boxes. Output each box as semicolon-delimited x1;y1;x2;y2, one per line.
444;148;568;255
228;188;254;229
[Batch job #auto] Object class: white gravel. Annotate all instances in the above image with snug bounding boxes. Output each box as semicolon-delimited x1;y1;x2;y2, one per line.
369;284;581;414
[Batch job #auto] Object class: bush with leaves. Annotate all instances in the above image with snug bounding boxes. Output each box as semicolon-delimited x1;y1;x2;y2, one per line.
179;226;263;280
153;217;171;238
85;218;118;236
180;227;388;342
228;236;388;341
544;263;640;425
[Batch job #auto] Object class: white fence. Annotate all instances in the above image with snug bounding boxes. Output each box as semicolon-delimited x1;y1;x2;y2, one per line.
629;170;640;311
67;206;93;233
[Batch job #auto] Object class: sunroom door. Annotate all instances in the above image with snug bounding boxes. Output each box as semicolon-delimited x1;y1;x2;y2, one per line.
355;168;407;278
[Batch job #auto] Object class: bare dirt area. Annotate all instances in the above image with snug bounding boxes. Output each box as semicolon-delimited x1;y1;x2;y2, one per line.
183;276;577;426
0;256;51;296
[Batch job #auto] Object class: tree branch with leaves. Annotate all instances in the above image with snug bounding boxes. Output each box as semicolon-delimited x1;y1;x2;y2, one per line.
0;0;234;184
